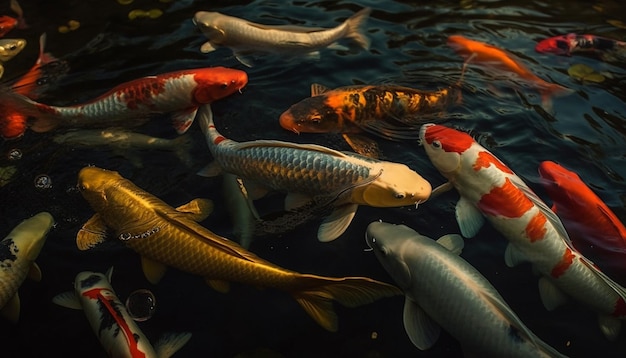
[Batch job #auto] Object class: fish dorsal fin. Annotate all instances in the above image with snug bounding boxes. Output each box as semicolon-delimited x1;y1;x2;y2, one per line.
171;108;198;134
317;204;358;242
232;139;347;158
504;243;528;267
206;278;230;293
247;21;326;33
598;314;622;341
52;291;82;310
141;256;168;284
27;262;42;281
105;266;114;283
76;214;108;251
538;277;568;311
403;296;440;350
175;198;214;222
311;83;332;96
455;197;484;238
436;234;464;255
285;192;313;211
153;332;193;358
0;294;20;322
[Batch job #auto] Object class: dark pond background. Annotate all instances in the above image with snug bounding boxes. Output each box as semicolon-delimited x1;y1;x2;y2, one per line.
1;0;626;357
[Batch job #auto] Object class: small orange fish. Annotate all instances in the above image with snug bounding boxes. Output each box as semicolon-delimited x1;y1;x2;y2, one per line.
447;35;571;107
0;0;27;37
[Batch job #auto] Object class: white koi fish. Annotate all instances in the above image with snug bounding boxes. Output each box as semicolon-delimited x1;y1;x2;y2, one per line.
53;268;191;358
197;104;432;242
193;8;371;67
420;123;626;341
365;221;567;357
0;212;54;322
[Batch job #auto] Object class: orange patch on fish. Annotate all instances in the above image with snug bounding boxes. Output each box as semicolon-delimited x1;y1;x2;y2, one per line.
550;248;574;278
525;212;547;242
473;151;514;174
478;177;533;217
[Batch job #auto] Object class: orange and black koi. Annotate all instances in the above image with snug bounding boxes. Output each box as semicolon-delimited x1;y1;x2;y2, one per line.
536;33;626;62
280;83;459;141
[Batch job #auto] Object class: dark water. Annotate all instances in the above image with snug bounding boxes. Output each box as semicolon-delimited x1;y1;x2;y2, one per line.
1;0;626;357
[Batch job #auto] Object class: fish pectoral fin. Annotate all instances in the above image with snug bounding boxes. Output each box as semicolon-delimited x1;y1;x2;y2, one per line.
52;291;82;310
310;83;332;96
200;41;217;53
455;197;484;238
598;314;622;341
403;297;440;350
317;204;358;242
176;198;214;222
326;43;350;52
153;332;193;358
504;243;528;267
359;120;421;141
233;51;256;68
141;256;168;284
0;293;20;322
430;182;454;199
285;192;313;211
206;278;230;293
27;262;42;281
436;234;464;255
196;161;222;177
342;133;380;159
172;108;198;134
76;214;109;251
538;277;568;311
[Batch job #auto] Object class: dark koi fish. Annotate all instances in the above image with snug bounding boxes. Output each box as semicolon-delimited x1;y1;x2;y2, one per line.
535;33;626;62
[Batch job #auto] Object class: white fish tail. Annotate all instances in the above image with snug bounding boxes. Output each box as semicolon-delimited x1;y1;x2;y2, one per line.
197;104;233;154
153;332;192;358
343;7;372;50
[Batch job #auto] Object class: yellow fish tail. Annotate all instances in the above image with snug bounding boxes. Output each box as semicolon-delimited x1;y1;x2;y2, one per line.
291;274;402;332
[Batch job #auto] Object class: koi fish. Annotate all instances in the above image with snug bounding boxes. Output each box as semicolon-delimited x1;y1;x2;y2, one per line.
0;37;26;79
193;8;371;67
538;160;626;280
0;0;27;37
0;212;54;323
76;166;402;332
365;221;567;357
197;104;432;242
53;268;191;358
447;35;571;107
0;66;248;134
279;83;460;141
535;33;626;62
420;123;626;341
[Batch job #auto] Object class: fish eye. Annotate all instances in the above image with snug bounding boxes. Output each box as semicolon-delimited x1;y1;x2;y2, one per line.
432;140;442;149
556;40;569;50
309;115;322;123
394;193;405;199
8;44;16;50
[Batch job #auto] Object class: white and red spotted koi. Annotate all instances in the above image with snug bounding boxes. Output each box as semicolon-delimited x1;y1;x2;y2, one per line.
53;269;191;358
0;66;248;133
420;123;626;341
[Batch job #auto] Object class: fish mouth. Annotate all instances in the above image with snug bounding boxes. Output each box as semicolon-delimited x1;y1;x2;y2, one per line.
278;112;300;134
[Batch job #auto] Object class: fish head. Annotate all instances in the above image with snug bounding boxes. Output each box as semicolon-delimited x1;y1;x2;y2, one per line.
0;15;18;37
9;212;54;261
351;162;432;207
77;166;122;209
420;123;471;178
538;160;582;207
0;38;26;62
193;11;227;44
75;271;109;292
279;96;342;134
535;34;574;55
192;67;248;104
365;221;414;289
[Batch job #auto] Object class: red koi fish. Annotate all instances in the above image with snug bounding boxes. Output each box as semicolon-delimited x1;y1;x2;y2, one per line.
420;123;626;341
535;33;626;62
538;160;626;280
0;0;27;37
447;35;571;107
0;66;248;134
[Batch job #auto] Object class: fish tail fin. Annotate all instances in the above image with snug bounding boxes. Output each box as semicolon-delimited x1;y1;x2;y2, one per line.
153;332;192;358
291;274;402;331
344;7;372;50
0;87;57;133
540;83;574;112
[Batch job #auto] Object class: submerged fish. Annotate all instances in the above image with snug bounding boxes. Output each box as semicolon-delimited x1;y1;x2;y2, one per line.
0;66;248;133
538;161;626;280
365;221;567;357
53;268;191;358
193;8;371;66
0;38;25;79
0;0;27;38
420;123;626;341
76;166;402;332
535;33;626;62
197;104;432;242
0;212;54;323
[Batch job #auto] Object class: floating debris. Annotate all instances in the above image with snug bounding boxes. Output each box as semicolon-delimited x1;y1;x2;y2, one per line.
58;20;80;33
125;289;156;321
7;148;21;161
0;165;16;187
568;63;606;83
128;8;163;20
34;174;52;189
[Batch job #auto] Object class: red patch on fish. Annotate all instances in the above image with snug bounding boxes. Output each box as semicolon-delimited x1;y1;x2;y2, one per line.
525;212;547;242
473;151;514;174
116;77;167;110
550;248;574;278
213;135;226;145
478;177;533;218
424;124;473;153
613;297;626;317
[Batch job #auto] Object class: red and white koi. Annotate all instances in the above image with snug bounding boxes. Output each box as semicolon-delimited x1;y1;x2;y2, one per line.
535;33;626;62
0;66;248;133
53;268;191;358
420;123;626;341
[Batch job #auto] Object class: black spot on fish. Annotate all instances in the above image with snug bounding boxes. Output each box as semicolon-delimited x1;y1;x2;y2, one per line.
79;274;103;289
0;238;18;269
